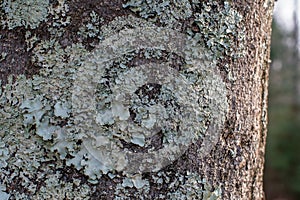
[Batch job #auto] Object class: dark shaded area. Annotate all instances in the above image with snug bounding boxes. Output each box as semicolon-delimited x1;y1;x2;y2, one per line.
0;28;36;85
135;83;162;105
128;49;186;71
68;0;130;23
61;0;132;49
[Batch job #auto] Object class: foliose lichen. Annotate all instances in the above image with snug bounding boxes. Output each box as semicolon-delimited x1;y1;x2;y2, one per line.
1;0;49;29
123;0;193;26
112;171;222;199
191;1;245;59
77;10;104;40
0;0;242;198
124;0;245;60
31;172;92;199
166;172;222;200
48;0;70;28
66;15;228;182
0;140;9;168
0;183;10;200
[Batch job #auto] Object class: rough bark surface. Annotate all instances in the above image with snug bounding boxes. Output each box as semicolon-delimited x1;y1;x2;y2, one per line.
0;0;273;199
219;1;273;199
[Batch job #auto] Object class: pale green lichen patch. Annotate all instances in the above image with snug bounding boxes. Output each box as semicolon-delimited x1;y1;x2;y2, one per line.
123;0;192;26
77;10;104;40
54;101;71;118
114;175;150;199
20;96;55;140
166;172;222;200
123;0;245;60
0;183;10;200
69;19;228;178
113;171;222;199
0;76;63;198
0;141;9;168
0;52;7;62
0;0;238;198
0;76;94;199
48;0;71;29
190;1;245;59
31;172;92;199
1;0;49;29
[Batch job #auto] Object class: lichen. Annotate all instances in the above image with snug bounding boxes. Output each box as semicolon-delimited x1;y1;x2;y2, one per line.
166;172;222;200
0;0;243;198
114;175;150;199
67;16;228;181
123;0;246;60
47;0;71;38
0;183;10;200
77;10;104;40
0;76;65;199
1;0;49;29
191;1;245;59
32;172;92;199
113;171;222;199
123;0;192;26
0;52;7;62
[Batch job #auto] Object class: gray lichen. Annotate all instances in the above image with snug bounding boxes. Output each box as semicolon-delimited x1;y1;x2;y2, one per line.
114;175;150;199
166;172;222;200
77;11;104;40
32;172;92;199
123;0;245;60
47;0;71;37
68;15;228;181
0;0;244;198
191;1;245;59
1;0;49;29
0;183;10;200
0;52;7;62
123;0;192;26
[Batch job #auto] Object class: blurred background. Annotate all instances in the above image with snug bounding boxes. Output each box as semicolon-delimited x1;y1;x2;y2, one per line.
264;0;300;199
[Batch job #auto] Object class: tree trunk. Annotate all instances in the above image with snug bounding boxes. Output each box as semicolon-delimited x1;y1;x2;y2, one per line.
293;0;300;111
0;0;273;199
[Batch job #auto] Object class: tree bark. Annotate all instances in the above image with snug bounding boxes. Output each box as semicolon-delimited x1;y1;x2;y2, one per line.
0;0;274;199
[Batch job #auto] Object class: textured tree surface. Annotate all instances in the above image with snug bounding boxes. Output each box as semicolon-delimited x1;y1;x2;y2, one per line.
0;0;273;199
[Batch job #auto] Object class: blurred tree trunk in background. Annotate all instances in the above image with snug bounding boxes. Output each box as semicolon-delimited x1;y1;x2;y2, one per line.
293;0;300;111
0;0;274;199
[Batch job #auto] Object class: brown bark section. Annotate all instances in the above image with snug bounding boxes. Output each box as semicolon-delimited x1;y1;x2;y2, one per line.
186;1;273;199
214;1;273;199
